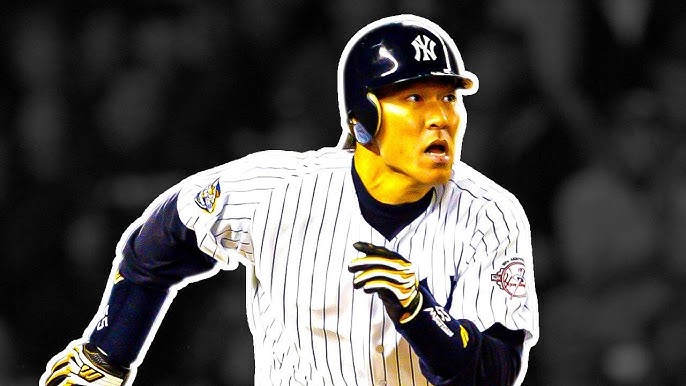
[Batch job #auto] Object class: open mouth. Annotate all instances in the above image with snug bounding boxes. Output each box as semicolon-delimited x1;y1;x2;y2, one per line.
425;142;447;154
424;140;450;164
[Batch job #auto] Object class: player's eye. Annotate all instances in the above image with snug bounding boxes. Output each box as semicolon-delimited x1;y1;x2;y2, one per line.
406;94;422;102
443;94;457;103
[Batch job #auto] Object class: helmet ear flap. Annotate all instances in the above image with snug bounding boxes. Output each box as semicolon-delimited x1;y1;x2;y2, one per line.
348;92;381;145
352;120;373;144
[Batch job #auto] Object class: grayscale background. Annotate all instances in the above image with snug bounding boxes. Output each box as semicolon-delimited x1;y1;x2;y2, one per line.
1;1;685;385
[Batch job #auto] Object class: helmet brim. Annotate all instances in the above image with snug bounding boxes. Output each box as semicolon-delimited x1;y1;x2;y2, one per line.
368;72;474;93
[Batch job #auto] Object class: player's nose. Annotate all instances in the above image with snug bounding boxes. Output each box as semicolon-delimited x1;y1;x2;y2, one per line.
424;102;453;130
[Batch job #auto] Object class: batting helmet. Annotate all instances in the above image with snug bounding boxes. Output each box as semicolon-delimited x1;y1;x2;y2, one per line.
337;14;478;149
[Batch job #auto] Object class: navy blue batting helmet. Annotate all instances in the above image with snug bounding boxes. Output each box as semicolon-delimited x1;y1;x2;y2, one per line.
337;14;478;148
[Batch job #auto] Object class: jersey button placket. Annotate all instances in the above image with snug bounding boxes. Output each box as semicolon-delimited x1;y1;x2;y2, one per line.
374;344;385;386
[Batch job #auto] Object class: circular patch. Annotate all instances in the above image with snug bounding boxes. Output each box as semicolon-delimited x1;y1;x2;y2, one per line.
491;261;527;298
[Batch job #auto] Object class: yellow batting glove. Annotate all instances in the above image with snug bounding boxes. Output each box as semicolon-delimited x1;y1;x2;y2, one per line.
41;342;128;386
349;242;423;324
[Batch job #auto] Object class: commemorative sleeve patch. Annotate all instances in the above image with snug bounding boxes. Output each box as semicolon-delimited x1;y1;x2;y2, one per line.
194;178;221;213
490;257;527;298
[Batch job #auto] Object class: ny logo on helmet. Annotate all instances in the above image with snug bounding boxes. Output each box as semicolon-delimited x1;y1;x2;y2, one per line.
411;34;437;61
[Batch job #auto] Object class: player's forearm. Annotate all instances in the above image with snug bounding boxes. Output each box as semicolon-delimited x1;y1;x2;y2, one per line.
395;286;523;385
88;276;168;368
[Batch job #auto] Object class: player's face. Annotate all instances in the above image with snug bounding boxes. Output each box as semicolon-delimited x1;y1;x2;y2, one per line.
375;79;462;186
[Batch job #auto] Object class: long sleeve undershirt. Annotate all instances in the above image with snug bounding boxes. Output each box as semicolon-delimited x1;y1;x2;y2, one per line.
89;192;215;367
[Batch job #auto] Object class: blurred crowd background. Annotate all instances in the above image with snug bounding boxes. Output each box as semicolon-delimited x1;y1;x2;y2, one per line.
1;0;685;385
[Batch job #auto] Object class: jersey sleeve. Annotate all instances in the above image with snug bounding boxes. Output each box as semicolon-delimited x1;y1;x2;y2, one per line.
460;197;539;346
175;153;289;270
174;173;251;270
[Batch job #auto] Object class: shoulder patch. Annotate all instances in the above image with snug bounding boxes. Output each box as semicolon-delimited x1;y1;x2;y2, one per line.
194;178;221;213
491;257;527;298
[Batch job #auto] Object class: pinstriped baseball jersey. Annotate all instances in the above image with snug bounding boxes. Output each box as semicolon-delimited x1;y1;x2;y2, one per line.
176;147;538;386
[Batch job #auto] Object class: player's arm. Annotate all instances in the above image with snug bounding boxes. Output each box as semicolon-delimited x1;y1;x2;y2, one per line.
349;242;525;386
91;190;218;365
41;190;218;385
394;285;525;385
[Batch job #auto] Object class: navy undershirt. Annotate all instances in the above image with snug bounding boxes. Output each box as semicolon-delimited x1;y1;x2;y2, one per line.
351;160;434;240
89;192;216;367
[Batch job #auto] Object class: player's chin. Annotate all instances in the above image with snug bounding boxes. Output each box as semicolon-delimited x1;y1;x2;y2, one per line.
430;170;452;185
415;165;452;185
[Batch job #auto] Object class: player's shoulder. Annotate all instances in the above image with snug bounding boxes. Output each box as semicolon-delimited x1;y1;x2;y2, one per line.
247;147;354;172
447;161;527;215
182;147;352;186
175;147;352;220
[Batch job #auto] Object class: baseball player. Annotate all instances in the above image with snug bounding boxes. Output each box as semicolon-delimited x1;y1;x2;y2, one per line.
41;14;538;386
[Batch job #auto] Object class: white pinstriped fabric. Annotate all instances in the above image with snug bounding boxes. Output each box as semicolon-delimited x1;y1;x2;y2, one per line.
176;147;538;386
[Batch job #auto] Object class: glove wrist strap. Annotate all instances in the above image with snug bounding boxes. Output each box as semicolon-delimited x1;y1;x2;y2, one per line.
84;343;129;378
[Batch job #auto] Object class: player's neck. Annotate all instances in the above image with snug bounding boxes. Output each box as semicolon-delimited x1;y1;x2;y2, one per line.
353;150;433;205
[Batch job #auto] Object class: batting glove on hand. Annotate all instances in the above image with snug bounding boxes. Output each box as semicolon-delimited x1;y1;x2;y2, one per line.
42;343;128;386
349;242;423;324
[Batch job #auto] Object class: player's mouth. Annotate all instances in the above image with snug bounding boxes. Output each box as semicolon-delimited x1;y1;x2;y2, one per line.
423;139;451;165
